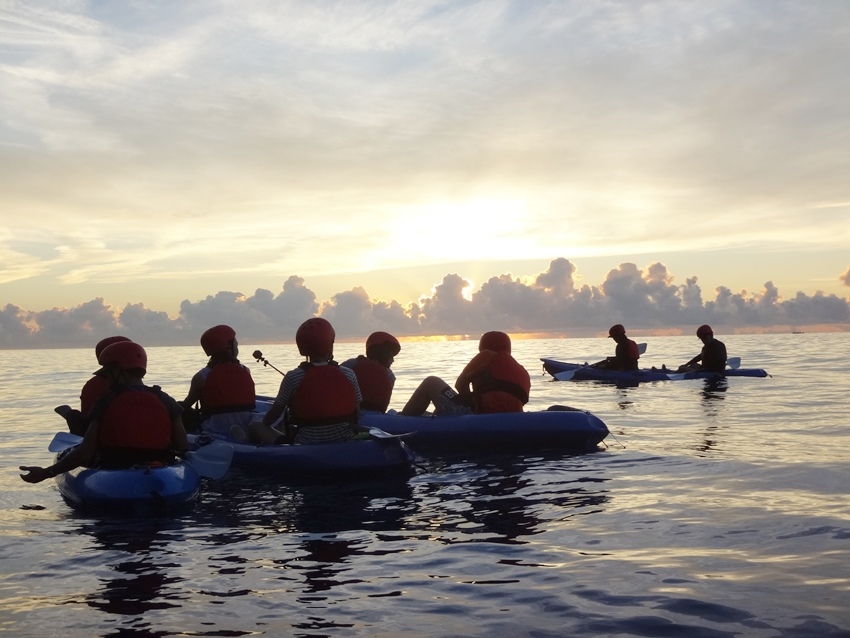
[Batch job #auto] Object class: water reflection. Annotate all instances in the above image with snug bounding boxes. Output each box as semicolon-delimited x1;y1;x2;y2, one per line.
78;518;187;636
403;453;610;545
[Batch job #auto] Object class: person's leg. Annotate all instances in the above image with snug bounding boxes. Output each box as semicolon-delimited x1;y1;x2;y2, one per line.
400;376;452;416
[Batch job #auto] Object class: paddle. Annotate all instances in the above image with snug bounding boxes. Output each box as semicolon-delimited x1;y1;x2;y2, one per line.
253;350;285;376
552;342;648;381
554;369;580;381
666;357;743;380
48;431;83;452
187;441;234;479
368;427;416;440
46;432;234;480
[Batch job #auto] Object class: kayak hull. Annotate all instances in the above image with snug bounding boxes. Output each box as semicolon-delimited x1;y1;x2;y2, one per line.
55;461;201;513
189;434;415;477
541;358;769;383
360;409;609;452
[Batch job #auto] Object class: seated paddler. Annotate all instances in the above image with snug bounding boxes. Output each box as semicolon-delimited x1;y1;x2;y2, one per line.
400;330;531;416
20;341;188;483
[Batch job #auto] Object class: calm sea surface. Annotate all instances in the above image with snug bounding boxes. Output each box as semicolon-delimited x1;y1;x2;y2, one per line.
2;333;849;637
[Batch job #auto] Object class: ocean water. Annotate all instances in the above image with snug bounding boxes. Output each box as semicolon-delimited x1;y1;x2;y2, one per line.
2;332;849;637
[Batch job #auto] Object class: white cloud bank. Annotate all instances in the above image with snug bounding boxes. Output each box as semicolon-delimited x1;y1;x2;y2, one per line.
1;259;847;349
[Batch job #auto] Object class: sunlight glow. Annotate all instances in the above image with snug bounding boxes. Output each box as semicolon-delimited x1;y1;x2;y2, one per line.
386;198;531;265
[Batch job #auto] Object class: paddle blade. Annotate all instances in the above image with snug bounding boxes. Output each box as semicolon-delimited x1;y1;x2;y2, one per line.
637;342;648;354
554;370;577;381
48;432;83;453
187;441;234;480
368;427;416;440
726;357;741;369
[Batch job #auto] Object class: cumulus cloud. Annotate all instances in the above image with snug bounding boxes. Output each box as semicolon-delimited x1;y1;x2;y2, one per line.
2;259;848;349
841;266;850;287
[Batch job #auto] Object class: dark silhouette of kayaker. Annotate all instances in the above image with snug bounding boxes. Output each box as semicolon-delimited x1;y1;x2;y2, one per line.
55;335;132;436
181;324;255;438
400;331;530;416
592;324;640;371
340;331;401;413
678;324;728;373
20;341;188;483
248;318;363;445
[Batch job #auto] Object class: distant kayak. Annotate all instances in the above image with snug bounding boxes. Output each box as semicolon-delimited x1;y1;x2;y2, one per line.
360;408;609;452
55;461;201;513
541;358;769;383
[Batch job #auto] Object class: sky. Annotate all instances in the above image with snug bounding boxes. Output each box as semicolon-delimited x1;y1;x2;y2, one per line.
1;1;849;348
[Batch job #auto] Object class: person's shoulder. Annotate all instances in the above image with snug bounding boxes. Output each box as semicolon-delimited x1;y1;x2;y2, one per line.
339;357;357;368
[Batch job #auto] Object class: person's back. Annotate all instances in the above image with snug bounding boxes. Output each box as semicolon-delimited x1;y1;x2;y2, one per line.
700;337;727;372
343;355;394;412
598;324;640;371
201;361;255;414
341;332;400;413
184;325;256;438
456;331;530;414
678;325;728;373
614;338;640;371
288;361;360;444
467;349;530;414
254;318;362;445
94;385;177;468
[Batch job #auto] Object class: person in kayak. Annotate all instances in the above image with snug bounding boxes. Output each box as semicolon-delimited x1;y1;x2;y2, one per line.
340;331;400;413
55;335;133;436
20;341;189;483
181;324;256;438
592;324;640;371
400;330;531;416
248;317;363;445
677;324;728;372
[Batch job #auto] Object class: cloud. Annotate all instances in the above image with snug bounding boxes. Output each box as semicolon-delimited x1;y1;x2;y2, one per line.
841;266;850;287
2;259;847;349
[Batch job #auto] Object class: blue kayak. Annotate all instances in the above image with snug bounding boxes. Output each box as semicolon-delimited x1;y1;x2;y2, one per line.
55;461;201;513
188;434;415;477
360;408;609;452
541;358;769;383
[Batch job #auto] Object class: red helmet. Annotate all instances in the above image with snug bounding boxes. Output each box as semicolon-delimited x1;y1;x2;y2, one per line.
98;341;147;372
296;318;335;357
94;336;131;359
366;331;401;356
696;324;713;338
201;324;236;355
608;324;626;338
479;331;511;354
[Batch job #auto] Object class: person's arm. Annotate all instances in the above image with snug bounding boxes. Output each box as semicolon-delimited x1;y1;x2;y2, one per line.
455;351;491;394
181;370;206;407
19;423;99;483
171;416;189;455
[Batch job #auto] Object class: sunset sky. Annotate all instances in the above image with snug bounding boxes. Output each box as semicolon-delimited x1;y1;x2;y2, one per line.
1;1;849;346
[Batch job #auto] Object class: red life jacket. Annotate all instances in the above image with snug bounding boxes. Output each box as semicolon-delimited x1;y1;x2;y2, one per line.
289;363;358;426
471;351;531;414
80;374;111;415
95;387;174;466
349;355;393;412
201;362;255;414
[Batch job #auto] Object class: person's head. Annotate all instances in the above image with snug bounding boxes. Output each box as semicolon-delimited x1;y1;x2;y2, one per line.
97;341;147;381
296;318;335;360
365;331;401;367
696;324;714;343
479;331;511;354
201;324;238;358
94;336;131;360
608;324;627;341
